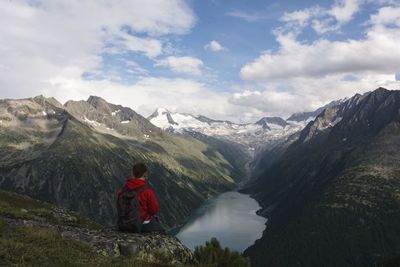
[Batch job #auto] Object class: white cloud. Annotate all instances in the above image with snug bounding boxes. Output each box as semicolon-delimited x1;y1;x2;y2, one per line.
1;0;399;123
36;0;196;36
40;75;262;122
155;56;203;75
204;40;226;52
233;90;262;99
107;31;163;58
280;0;360;34
370;6;400;26
230;73;400;118
226;10;268;22
236;5;400;119
241;7;400;80
329;0;360;24
230;90;304;116
311;18;338;34
281;7;322;27
0;0;196;99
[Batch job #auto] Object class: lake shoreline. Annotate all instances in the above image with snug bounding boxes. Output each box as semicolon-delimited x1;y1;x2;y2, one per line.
174;190;267;252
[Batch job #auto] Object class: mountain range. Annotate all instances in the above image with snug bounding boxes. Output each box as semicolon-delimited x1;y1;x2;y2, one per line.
1;87;399;266
148;107;314;151
242;87;400;266
0;95;245;228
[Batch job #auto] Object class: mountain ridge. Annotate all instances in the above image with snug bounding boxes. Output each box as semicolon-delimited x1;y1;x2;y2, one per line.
147;107;312;151
242;87;400;266
0;95;242;229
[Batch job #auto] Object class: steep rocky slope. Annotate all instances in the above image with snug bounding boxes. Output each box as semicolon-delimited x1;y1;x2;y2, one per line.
0;96;240;228
243;88;400;266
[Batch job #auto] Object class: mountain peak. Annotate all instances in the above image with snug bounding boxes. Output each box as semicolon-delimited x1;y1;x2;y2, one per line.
32;95;63;108
287;99;344;122
87;96;112;114
375;86;389;92
87;95;108;105
148;107;171;119
256;117;288;128
148;107;178;126
196;115;227;124
156;107;171;114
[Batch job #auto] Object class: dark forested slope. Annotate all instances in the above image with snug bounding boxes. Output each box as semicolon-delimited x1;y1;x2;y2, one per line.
243;88;400;267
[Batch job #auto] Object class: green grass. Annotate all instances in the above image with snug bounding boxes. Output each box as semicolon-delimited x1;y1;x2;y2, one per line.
0;220;223;267
0;223;241;267
0;225;181;267
0;190;101;230
0;190;224;267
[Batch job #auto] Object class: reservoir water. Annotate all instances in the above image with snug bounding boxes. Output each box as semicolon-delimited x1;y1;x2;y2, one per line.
175;191;267;252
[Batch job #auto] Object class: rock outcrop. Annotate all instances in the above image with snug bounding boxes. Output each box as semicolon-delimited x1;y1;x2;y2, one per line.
5;217;193;264
0;190;193;265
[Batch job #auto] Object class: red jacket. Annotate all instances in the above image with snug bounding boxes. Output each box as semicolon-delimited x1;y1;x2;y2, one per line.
116;178;159;221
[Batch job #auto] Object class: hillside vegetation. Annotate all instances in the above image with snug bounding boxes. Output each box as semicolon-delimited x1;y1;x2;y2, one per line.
0;96;244;228
0;190;250;267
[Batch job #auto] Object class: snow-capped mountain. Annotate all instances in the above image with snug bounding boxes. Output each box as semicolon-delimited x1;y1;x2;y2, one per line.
148;108;313;150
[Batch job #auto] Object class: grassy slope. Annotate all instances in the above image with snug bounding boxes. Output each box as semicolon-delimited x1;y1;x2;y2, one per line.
0;190;194;267
0;190;252;267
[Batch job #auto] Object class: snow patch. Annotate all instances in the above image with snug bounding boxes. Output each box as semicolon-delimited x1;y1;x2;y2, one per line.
149;108;310;148
83;116;102;127
121;120;130;124
112;110;120;116
331;117;342;126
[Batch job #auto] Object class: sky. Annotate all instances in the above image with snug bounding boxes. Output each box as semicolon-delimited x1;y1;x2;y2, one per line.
1;0;400;123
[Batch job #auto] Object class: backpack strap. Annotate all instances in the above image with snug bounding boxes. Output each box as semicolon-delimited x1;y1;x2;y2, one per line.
121;185;148;193
135;185;148;193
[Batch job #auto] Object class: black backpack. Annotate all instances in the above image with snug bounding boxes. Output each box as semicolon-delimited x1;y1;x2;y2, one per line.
117;185;146;232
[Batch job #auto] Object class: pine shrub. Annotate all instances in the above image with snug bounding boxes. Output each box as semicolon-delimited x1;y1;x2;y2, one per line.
193;238;250;267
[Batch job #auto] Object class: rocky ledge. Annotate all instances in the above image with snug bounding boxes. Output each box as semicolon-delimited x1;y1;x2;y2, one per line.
4;217;193;264
0;190;193;265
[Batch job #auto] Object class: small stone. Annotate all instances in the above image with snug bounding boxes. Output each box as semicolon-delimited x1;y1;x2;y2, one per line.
118;242;139;257
113;242;121;257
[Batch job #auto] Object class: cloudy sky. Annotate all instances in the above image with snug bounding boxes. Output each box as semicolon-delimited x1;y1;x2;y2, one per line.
1;0;400;122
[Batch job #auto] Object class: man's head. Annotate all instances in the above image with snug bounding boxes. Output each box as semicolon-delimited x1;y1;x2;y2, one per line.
132;162;148;179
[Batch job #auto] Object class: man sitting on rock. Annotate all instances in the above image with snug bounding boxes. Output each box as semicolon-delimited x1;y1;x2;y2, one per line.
116;162;165;233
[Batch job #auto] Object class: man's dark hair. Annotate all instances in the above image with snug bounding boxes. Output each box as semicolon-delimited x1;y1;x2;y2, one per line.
132;162;148;178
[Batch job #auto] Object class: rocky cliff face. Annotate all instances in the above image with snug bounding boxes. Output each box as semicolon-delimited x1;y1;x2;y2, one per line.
243;88;400;266
0;190;193;266
0;95;240;228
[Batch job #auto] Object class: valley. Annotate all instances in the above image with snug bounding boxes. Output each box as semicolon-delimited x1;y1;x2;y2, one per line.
0;96;242;229
1;87;399;267
2;1;400;266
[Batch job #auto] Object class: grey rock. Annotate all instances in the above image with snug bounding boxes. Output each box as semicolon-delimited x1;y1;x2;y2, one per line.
5;216;193;264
